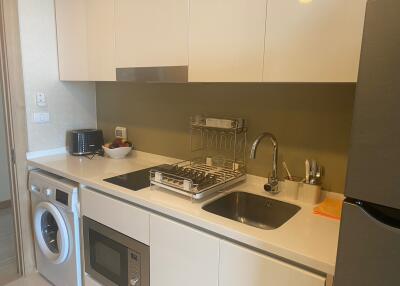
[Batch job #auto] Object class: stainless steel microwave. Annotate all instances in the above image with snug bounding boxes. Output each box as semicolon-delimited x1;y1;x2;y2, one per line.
83;216;150;286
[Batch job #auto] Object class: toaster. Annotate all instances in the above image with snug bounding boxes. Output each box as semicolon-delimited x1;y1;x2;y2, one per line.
68;129;104;156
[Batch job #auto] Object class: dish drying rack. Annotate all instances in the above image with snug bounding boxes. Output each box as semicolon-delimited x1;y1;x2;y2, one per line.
150;116;247;200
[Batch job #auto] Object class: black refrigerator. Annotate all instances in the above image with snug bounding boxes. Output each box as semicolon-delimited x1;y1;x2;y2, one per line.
334;0;400;285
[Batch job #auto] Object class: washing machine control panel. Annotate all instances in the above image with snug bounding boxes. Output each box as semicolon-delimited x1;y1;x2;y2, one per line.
32;184;71;208
44;188;53;197
56;190;69;206
31;184;41;193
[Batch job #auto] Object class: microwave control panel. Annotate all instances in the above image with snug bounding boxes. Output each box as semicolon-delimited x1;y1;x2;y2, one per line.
128;249;141;286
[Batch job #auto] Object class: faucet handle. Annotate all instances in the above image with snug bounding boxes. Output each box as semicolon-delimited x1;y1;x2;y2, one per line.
264;177;279;194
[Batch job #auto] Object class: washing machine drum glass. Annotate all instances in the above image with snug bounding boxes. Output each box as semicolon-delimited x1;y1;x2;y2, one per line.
34;202;70;264
41;211;60;253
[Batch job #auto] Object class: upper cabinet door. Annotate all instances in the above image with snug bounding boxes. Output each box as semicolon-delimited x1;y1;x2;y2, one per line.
115;0;189;68
189;0;268;82
55;0;89;81
55;0;115;81
86;0;116;81
263;0;367;82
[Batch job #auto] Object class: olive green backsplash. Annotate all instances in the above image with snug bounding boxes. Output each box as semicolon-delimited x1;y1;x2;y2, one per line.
96;82;355;193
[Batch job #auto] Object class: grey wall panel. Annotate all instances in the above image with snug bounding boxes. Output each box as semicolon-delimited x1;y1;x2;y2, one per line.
96;82;355;194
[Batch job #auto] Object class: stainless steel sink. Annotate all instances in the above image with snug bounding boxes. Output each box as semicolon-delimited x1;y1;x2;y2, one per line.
202;191;301;230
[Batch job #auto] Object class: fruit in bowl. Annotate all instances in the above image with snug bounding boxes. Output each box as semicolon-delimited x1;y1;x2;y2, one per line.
103;138;133;159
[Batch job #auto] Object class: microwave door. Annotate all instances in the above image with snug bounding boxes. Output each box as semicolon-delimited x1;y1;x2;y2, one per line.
84;217;129;286
83;216;150;286
88;230;128;286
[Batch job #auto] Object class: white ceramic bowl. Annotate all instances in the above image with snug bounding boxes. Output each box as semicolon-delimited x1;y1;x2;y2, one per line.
103;146;132;159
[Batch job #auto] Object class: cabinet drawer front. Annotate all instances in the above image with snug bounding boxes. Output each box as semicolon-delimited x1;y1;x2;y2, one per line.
81;187;150;245
220;240;326;286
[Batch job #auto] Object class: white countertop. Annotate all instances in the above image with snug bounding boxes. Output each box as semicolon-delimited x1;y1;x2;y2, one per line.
28;150;340;275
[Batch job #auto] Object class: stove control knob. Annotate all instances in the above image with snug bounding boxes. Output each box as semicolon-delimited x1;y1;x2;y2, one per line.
45;188;53;197
130;277;139;286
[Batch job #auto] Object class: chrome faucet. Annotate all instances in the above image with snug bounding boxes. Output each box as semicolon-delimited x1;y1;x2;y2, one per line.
250;132;280;194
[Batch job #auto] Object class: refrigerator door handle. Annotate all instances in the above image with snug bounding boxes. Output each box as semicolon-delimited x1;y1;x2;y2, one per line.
352;199;400;230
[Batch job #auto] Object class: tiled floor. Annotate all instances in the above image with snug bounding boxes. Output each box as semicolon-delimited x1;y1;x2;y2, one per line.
4;273;51;286
0;207;18;285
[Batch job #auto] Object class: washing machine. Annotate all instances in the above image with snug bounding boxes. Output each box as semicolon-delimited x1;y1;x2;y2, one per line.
29;170;82;286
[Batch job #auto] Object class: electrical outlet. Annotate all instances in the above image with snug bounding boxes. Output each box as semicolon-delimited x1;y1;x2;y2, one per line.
33;112;50;123
115;126;127;140
35;92;47;107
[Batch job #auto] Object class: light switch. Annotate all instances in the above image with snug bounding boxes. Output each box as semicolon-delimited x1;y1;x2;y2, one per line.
35;92;47;107
33;112;50;123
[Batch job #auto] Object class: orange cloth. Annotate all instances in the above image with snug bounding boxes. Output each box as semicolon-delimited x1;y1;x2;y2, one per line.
313;198;343;220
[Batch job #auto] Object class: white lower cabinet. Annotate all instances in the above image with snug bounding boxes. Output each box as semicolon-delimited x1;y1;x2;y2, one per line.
149;214;325;286
82;193;328;286
149;214;219;286
219;240;326;286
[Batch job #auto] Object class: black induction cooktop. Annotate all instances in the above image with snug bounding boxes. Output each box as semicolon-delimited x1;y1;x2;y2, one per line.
104;165;169;191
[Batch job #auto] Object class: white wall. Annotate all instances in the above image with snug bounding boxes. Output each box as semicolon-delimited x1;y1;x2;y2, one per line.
18;0;97;152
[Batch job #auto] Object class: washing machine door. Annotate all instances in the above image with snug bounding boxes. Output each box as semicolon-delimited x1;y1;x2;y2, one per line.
34;201;70;264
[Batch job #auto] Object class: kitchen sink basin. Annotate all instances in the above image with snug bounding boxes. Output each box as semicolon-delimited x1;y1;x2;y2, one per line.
202;191;301;230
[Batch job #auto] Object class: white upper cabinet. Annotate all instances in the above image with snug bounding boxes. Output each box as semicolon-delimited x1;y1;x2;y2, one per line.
55;0;89;81
115;0;189;68
55;0;366;82
188;0;268;82
219;240;326;286
86;0;116;81
150;214;219;286
55;0;116;81
263;0;367;82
